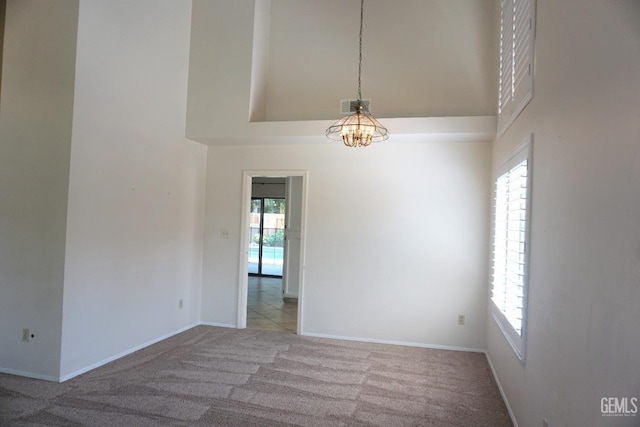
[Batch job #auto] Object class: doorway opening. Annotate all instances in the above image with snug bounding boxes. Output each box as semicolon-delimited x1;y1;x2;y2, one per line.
249;197;285;277
237;171;307;334
247;276;298;332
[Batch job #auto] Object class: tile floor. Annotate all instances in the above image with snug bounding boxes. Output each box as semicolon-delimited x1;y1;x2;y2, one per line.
247;276;298;332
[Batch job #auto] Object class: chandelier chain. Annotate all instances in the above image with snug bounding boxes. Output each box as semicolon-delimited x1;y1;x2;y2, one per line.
357;0;364;102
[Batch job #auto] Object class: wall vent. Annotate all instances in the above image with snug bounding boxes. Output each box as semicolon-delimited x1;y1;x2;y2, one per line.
340;99;371;115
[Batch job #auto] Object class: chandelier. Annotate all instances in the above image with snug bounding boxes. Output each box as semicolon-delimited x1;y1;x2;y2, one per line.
326;0;388;147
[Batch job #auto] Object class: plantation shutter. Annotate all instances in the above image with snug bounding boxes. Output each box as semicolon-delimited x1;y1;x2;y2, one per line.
491;137;532;362
498;0;514;119
497;0;536;137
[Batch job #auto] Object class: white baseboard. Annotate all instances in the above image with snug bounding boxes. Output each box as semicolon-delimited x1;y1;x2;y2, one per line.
58;322;200;382
2;323;234;383
198;321;236;329
485;352;519;427
0;367;58;382
301;331;486;353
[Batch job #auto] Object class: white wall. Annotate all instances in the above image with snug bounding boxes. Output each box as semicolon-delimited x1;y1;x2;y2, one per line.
487;1;640;426
265;0;498;120
60;0;207;379
0;0;79;380
202;141;491;350
187;0;255;139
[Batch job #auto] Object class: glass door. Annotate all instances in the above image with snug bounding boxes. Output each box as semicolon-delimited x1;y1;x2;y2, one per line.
248;198;285;276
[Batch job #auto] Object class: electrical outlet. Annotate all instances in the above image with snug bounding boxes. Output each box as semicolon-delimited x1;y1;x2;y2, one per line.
220;229;230;239
179;299;183;309
22;328;30;342
458;315;465;325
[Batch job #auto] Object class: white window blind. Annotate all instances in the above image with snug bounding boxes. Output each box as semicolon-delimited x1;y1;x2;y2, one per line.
498;0;536;137
491;136;532;362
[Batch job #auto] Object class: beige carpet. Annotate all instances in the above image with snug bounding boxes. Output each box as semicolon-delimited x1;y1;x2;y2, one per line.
0;326;512;426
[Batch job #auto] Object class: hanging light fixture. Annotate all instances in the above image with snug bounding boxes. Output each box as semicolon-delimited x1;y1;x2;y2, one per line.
326;0;388;147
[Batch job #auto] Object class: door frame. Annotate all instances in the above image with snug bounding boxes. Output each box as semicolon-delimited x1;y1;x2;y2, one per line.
237;170;308;334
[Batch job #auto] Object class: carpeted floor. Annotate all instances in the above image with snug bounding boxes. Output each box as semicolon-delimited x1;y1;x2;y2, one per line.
0;326;512;426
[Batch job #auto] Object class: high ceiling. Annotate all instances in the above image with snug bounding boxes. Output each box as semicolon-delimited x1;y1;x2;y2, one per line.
186;0;499;143
259;0;499;121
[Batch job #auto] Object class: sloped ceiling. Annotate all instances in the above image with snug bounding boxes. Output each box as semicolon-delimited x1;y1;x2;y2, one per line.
263;0;499;121
186;0;498;143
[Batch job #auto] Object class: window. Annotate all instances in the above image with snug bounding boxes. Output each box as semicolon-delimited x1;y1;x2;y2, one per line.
498;0;536;137
491;135;532;362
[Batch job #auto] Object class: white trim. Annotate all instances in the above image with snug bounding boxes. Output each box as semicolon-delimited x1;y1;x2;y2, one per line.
301;332;485;354
497;0;536;138
2;323;237;383
199;321;236;329
238;170;308;335
0;368;58;382
237;172;252;329
485;352;520;427
491;134;533;364
191;116;496;145
2;324;494;390
496;86;533;139
58;322;200;382
497;136;531;174
491;311;525;361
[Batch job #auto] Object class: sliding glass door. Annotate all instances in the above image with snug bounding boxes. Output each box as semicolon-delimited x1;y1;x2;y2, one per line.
248;198;285;276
